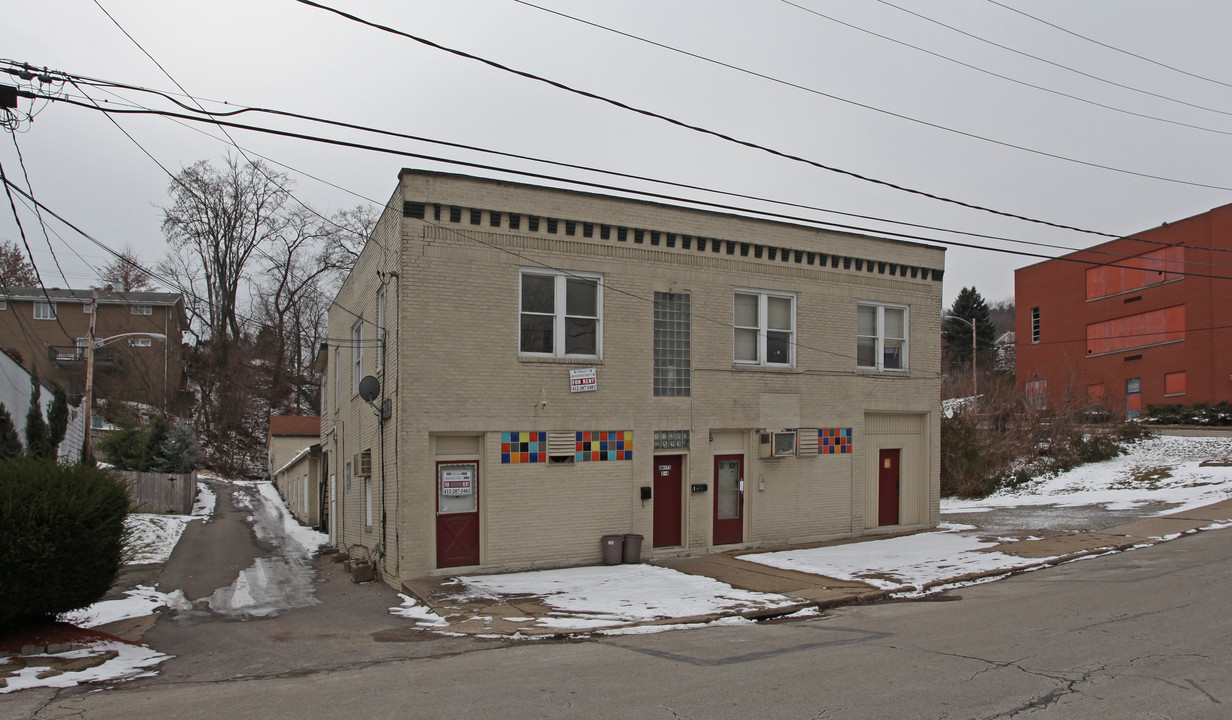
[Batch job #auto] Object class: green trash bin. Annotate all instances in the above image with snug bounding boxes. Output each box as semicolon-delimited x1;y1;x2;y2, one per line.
601;534;624;565
622;533;644;563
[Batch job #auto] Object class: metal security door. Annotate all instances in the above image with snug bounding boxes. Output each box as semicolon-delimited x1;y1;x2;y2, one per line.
653;455;684;548
878;448;900;526
436;461;480;568
713;455;744;545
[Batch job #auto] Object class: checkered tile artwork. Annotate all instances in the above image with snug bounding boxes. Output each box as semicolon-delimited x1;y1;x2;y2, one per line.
576;431;633;462
500;431;547;464
819;428;853;454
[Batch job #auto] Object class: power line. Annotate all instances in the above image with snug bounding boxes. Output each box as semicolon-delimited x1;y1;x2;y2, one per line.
291;0;1148;236
985;0;1232;92
872;0;1232;119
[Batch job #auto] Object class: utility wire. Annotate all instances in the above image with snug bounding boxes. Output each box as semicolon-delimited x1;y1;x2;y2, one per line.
291;0;1141;236
873;0;1232;119
985;0;1232;92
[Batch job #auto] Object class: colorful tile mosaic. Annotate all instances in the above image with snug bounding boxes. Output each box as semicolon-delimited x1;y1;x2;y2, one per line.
500;431;547;464
499;431;634;463
819;428;853;454
576;430;633;462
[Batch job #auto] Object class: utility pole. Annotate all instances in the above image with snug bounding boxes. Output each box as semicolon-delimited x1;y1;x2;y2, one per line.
81;288;98;463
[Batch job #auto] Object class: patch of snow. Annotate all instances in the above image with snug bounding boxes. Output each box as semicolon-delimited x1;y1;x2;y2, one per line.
60;586;179;628
0;641;170;693
390;594;449;626
743;527;1048;592
453;564;797;632
124;514;193;564
192;483;216;519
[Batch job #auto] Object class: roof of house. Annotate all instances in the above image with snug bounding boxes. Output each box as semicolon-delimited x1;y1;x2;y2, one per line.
0;287;183;306
269;415;320;437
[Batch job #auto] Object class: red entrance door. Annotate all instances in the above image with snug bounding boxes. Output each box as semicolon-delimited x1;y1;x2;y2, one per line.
713;455;744;545
436;461;480;568
653;455;683;548
878;449;900;526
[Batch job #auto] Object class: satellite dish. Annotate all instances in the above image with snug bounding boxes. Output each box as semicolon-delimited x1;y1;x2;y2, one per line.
358;375;381;403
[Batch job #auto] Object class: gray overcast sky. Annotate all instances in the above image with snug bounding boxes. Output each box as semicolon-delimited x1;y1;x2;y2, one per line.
3;0;1231;311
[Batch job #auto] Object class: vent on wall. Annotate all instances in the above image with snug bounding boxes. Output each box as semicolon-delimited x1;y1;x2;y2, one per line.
796;428;820;457
758;429;797;459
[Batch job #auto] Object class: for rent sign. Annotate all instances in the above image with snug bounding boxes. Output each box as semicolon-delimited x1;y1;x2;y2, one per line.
570;367;597;393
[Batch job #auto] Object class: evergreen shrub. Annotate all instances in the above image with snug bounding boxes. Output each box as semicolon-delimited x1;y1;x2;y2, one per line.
0;456;130;631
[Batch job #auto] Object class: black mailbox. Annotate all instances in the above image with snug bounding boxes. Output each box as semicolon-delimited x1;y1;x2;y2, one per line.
640;486;652;501
691;483;708;493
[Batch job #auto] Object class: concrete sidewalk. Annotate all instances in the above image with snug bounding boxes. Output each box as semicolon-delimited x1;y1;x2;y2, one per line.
403;498;1232;636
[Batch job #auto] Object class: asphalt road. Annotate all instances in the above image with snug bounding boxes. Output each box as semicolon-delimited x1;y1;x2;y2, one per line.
11;520;1230;719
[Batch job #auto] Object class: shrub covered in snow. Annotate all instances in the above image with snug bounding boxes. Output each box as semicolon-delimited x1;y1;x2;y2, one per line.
0;456;130;631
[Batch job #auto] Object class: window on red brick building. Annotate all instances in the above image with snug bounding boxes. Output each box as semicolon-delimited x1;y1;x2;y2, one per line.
1164;371;1187;396
1086;246;1183;300
1086;305;1185;356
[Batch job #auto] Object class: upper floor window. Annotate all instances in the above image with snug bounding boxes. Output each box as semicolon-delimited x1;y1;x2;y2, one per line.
333;346;341;411
131;337;152;347
857;302;908;371
83;302;92;313
376;286;387;368
352;320;363;393
1031;307;1040;344
520;269;602;358
1086;246;1183;300
1086;305;1184;356
0;299;6;310
734;289;795;366
33;301;56;320
131;304;153;315
653;292;690;396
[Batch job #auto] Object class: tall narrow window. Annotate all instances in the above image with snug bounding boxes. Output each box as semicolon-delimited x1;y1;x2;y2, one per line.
653;292;690;396
377;285;386;368
352;320;363;393
733;290;795;366
519;269;602;358
857;303;908;371
1031;307;1040;344
334;347;340;410
364;477;373;527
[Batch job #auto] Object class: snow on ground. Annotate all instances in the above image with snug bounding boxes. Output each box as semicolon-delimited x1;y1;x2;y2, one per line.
60;587;190;629
1;641;171;694
450;564;798;631
124;514;194;565
192;482;217;519
943;435;1232;515
743;527;1045;593
390;595;449;626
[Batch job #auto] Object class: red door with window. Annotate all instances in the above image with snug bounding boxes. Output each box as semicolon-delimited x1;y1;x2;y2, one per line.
653;456;684;548
436;461;480;568
713;455;744;545
878;449;900;526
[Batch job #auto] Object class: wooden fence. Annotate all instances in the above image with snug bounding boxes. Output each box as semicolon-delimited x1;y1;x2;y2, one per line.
122;470;198;515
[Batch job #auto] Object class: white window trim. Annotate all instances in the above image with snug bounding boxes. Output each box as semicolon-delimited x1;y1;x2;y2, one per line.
33;301;56;320
733;288;796;367
83;302;92;313
364;477;373;527
376;286;386;368
519;268;603;359
857;301;910;372
334;346;341;411
0;299;6;310
351;320;363;394
131;304;153;315
131;337;153;347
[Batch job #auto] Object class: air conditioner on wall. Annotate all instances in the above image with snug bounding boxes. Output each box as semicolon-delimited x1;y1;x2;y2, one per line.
758;429;797;458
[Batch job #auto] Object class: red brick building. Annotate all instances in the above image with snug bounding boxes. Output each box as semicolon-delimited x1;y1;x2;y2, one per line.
1015;203;1232;419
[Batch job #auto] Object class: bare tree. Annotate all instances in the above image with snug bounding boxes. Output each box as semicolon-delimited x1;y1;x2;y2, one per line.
320;204;378;285
98;245;156;292
0;239;38;286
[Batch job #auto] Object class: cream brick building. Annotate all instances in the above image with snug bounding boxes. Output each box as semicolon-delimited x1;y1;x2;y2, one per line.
320;169;944;587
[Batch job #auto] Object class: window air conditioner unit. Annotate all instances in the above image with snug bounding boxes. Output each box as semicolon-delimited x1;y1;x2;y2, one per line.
354;449;372;477
758;429;797;458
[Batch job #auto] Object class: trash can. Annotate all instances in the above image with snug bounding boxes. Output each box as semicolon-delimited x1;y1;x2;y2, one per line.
622;533;644;564
601;534;624;565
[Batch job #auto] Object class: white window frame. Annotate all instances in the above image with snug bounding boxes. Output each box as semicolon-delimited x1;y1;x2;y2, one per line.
131;337;152;347
857;302;909;372
733;289;796;367
33;301;56;320
83;302;92;313
322;366;328;413
352;320;363;394
334;346;341;411
376;286;386;368
131;304;153;315
518;268;603;359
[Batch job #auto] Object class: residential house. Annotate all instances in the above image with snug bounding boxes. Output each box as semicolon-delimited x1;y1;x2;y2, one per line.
320;169;944;587
0;288;186;415
1015;203;1232;418
0;347;85;461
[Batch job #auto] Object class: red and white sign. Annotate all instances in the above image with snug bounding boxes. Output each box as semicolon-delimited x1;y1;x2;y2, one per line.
570;367;597;393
